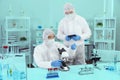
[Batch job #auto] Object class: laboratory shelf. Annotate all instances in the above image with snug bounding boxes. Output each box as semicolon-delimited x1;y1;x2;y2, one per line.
94;17;116;50
94;40;114;43
94;28;115;30
2;16;31;66
35;28;44;44
6;29;29;31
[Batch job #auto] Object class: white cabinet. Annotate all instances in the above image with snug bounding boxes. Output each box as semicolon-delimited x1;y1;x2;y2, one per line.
3;16;31;65
94;17;116;50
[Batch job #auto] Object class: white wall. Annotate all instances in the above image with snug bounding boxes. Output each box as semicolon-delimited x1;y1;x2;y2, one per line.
0;0;50;27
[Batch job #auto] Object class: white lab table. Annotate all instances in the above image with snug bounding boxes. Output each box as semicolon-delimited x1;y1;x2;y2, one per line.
27;63;120;80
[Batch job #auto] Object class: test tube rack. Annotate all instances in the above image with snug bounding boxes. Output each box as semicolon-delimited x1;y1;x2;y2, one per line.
78;66;94;75
46;68;59;78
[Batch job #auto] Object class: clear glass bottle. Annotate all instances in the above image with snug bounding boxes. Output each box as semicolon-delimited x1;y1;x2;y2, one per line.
8;5;12;16
114;54;117;71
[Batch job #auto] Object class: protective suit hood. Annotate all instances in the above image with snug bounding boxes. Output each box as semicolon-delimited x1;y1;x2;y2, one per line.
43;29;55;47
64;3;75;13
64;3;76;20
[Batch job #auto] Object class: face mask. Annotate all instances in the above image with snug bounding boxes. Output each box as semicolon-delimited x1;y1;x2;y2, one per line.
66;13;75;20
45;39;55;46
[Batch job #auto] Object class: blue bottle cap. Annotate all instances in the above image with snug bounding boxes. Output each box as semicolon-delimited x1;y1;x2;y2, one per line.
38;26;42;29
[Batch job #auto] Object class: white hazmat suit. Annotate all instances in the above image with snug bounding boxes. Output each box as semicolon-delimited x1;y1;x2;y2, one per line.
57;3;92;65
33;29;69;68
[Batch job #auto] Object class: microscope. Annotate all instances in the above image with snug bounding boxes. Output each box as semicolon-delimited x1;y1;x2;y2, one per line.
90;45;101;70
58;48;70;71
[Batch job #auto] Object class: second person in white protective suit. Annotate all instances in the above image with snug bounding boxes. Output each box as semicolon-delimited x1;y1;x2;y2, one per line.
33;29;69;68
57;3;92;65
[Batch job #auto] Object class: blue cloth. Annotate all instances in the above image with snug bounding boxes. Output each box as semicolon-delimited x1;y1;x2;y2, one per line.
51;60;62;68
65;36;71;41
71;43;77;50
72;35;81;41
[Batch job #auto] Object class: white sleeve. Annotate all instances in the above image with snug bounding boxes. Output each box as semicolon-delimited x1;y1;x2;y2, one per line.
57;20;66;41
33;45;52;68
80;19;92;40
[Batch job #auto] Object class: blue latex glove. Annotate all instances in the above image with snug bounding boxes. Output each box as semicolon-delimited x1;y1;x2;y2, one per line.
65;36;71;41
72;35;81;41
51;60;62;68
71;43;77;50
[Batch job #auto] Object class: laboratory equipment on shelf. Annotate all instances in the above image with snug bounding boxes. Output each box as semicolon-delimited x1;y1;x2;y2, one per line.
4;16;31;67
94;17;116;50
2;45;9;53
35;26;44;45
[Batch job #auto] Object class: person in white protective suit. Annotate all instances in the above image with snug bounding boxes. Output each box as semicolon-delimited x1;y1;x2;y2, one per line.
57;3;92;65
33;29;69;68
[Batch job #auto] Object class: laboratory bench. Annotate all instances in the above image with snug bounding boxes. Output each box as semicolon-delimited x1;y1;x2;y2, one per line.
27;63;120;80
